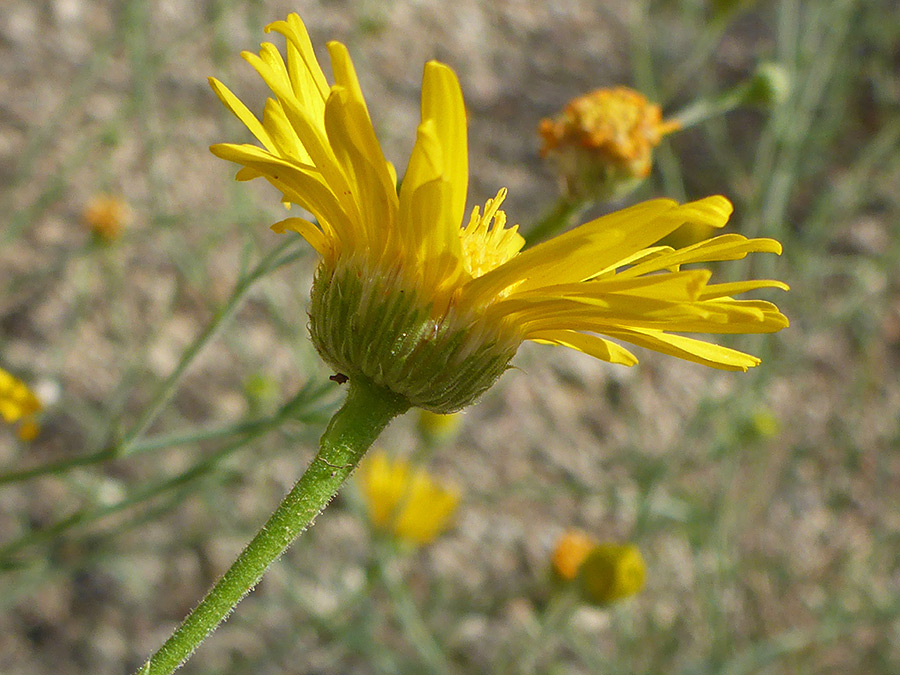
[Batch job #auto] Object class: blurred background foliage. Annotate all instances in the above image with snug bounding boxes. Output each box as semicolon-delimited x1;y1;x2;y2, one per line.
1;0;898;672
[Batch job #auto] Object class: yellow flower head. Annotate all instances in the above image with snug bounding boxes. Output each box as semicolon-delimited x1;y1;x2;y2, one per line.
539;87;679;200
551;529;599;581
82;194;131;242
0;367;41;441
356;450;459;545
210;14;788;412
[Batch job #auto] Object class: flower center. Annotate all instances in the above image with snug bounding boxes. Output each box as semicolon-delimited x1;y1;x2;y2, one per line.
459;189;525;280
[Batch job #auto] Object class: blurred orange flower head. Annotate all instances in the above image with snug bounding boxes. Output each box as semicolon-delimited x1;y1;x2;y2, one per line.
82;194;132;242
551;529;598;581
539;87;679;201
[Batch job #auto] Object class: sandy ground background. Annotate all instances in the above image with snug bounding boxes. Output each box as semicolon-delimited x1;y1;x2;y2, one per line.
1;0;899;673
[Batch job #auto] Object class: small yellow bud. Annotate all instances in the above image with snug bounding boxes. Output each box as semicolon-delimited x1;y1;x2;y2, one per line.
539;87;679;201
751;408;780;438
577;543;646;605
356;450;459;546
243;373;280;414
551;530;598;581
82;194;131;242
744;62;791;107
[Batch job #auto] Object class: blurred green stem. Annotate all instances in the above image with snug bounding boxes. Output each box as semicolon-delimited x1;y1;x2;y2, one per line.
372;538;452;674
0;380;333;487
115;237;304;456
524;197;588;246
138;377;409;675
670;81;753;131
0;383;330;561
511;591;579;675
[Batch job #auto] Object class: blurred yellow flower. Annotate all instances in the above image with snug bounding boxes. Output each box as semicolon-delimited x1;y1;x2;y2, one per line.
82;194;131;242
539;87;680;200
0;367;41;441
578;543;646;605
356;450;459;545
211;14;788;413
551;529;598;581
416;410;462;444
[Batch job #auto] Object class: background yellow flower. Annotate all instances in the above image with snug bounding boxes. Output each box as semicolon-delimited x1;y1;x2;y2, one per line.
357;450;459;546
0;367;41;441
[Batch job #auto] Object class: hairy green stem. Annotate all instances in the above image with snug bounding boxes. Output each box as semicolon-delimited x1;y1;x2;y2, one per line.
138;377;409;675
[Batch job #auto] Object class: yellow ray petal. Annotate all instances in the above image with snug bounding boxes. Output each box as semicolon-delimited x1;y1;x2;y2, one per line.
327;42;374;124
421;61;468;233
324;88;399;253
208;77;276;152
406;178;464;289
262;98;311;163
530;330;638;366
602;328;761;371
509;301;713;333
401;120;441;203
698;279;790;299
511;269;713;303
235;167;261;181
248;43;294;99
242;47;358;227
399;120;460;260
265;14;330;104
513;297;787;335
466;197;731;304
386;161;398;189
592;245;677;278
270;216;329;258
210;143;352;241
619;234;783;278
325;87;396;242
